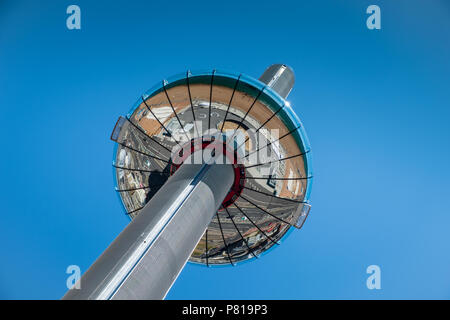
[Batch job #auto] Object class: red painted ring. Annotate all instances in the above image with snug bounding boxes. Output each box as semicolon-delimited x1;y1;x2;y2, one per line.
169;138;245;209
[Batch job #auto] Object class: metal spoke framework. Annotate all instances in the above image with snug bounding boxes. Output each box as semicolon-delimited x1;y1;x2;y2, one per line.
112;68;312;266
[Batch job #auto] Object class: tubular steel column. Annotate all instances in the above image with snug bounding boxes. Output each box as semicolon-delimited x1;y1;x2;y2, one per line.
63;161;234;300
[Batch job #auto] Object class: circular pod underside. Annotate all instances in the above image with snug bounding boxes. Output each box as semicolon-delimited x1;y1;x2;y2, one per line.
111;70;313;266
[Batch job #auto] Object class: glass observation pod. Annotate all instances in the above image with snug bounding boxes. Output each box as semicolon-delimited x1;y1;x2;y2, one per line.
111;69;313;266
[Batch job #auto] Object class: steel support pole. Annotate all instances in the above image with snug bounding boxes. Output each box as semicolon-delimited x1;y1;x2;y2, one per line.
63;161;234;300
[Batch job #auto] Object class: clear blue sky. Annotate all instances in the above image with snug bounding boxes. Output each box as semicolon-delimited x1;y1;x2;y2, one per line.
1;0;449;299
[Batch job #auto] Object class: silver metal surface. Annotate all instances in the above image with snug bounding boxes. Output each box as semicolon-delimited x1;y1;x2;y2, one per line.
63;159;234;300
259;64;295;99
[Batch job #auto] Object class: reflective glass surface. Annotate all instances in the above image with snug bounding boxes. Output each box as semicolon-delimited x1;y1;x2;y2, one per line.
112;71;312;265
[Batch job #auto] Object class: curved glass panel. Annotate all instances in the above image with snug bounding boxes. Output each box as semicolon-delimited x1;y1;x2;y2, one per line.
112;70;313;265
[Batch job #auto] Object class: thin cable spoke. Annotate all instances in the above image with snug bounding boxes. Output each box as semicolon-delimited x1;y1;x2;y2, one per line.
226;86;265;144
220;75;241;133
205;228;209;267
244;124;301;159
245;150;310;169
117;186;150;192
186;71;199;137
116;141;170;163
117;185;147;192
239;194;293;226
113;165;171;174
208;70;215;131
224;207;258;259
126;206;144;215
242;186;306;204
141;96;182;147
235;104;285;151
233;203;279;245
163;82;191;142
216;212;234;265
246;176;313;181
116;181;165;192
123;116;173;154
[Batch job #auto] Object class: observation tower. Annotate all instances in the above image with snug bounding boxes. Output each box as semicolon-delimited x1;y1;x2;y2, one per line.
63;64;313;300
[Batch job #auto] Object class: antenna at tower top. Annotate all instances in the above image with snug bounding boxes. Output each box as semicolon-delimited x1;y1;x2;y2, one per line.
259;64;295;99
